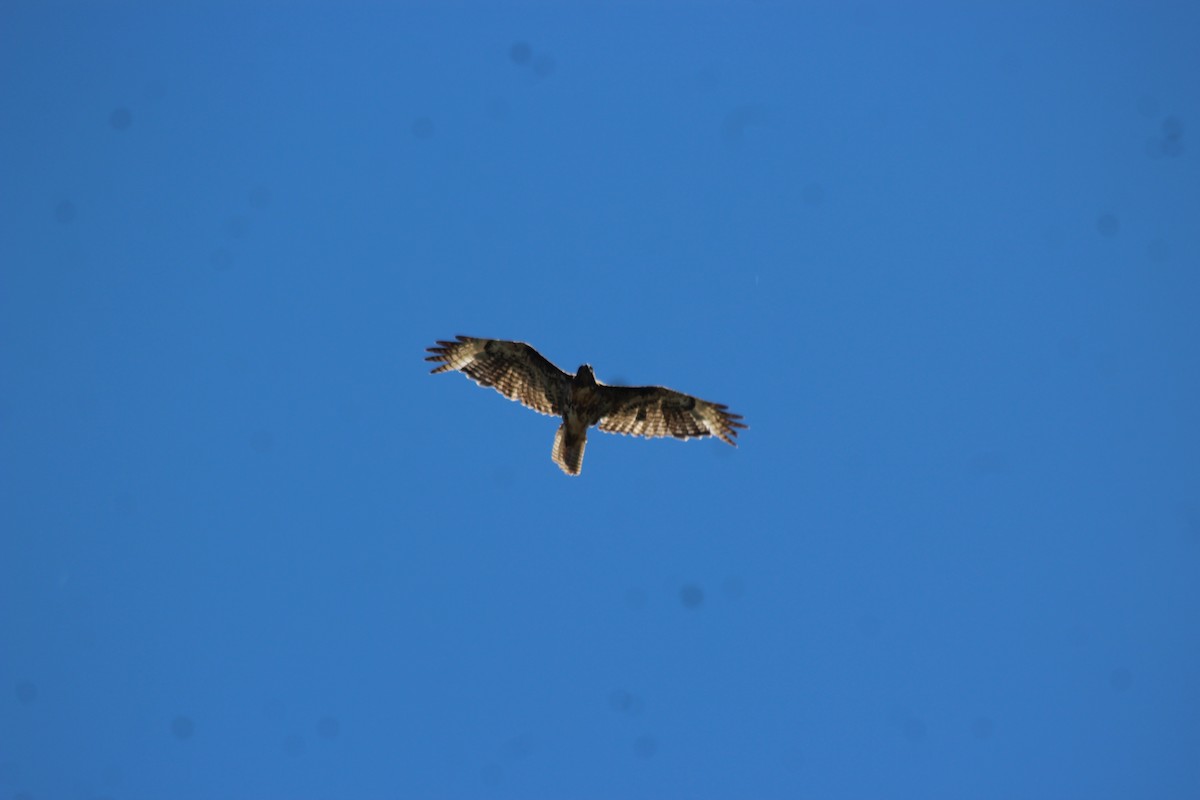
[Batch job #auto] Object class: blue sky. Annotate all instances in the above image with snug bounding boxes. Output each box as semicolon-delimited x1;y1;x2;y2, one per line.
2;2;1198;798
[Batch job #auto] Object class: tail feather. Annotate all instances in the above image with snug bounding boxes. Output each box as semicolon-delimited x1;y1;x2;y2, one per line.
552;424;587;476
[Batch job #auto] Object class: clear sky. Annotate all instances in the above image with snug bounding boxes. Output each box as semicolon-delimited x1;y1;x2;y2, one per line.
2;2;1198;798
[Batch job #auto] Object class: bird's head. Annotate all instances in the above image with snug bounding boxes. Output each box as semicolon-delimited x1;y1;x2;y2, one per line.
574;364;597;386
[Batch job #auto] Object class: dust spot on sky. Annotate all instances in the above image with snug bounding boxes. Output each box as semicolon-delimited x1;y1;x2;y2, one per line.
262;697;285;721
248;186;272;209
501;733;534;759
225;215;249;239
679;583;704;609
1146;115;1185;159
1041;224;1064;250
970;716;995;740
901;716;926;741
170;715;195;740
1096;213;1119;237
54;200;76;224
109;107;132;131
624;587;648;610
1058;336;1080;361
113;491;137;517
412;117;435;140
1183;506;1200;541
249;430;274;454
856;614;881;638
721;104;770;147
490;465;516;489
1147;239;1169;263
100;764;123;788
209;248;233;271
1158;116;1185;157
316;715;340;739
781;745;803;772
633;734;658;758
480;762;503;786
1162;116;1184;141
283;733;305;756
801;184;825;206
509;42;532;66
144;81;167;102
532;54;556;78
608;689;644;715
890;709;926;741
15;681;37;704
1109;668;1133;692
1161;141;1185;158
485;98;509;121
694;67;719;92
968;451;1009;476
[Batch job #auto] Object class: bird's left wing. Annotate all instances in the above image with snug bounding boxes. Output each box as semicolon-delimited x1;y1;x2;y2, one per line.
595;384;746;445
426;335;571;417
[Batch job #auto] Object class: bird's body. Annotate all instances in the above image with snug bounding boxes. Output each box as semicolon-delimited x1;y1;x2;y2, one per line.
426;336;746;475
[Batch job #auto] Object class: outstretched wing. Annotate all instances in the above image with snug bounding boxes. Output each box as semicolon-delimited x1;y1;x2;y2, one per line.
426;335;571;417
595;385;746;445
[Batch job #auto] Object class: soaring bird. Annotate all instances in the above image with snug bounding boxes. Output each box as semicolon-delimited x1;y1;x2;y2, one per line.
426;335;746;475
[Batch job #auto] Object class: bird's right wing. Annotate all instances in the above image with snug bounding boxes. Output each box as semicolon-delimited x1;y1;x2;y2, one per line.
426;335;571;417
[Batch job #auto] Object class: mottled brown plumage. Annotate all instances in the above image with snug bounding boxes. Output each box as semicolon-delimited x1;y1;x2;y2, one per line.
426;335;746;475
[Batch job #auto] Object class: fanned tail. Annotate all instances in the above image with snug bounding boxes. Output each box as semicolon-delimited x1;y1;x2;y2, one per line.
552;424;587;476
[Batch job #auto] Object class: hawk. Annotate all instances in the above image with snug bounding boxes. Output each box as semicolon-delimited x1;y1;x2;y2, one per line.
426;335;747;475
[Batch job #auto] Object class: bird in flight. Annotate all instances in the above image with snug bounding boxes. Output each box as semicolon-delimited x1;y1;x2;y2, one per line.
426;335;746;475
